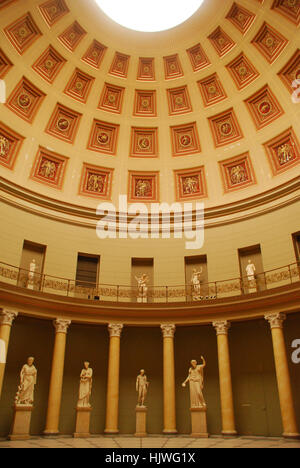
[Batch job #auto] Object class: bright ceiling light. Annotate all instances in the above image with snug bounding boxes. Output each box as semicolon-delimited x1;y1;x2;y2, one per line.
94;0;204;32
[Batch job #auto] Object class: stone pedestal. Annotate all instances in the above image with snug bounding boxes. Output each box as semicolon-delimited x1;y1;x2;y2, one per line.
9;405;33;440
135;406;147;437
73;406;92;438
190;407;208;438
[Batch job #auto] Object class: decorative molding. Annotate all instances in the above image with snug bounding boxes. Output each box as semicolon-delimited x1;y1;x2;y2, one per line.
278;49;300;93
5;76;46;123
225;2;256;34
208;108;243;148
38;0;70;27
0;121;25;170
58;21;86;52
133;90;157;117
166;86;192;115
0;48;13;79
0;309;18;326
219;152;256;193
32;44;66;84
186;43;210;72
98;83;125;114
263;127;300;176
54;318;71;333
213;320;231;335
30;146;69;190
208;27;236;57
130;127;158;158
109;52;130;78
108;323;123;338
4;12;42;55
79;163;113;199
45;102;82;144
64;68;95;103
251;22;288;64
87;119;119;155
137;57;155;81
128;171;159;202
163;54;183;80
174;166;207;201
265;312;286;329
81;40;107;69
160;324;176;338
271;0;300;26
226;52;259;90
197;73;227;107
170;122;201;157
244;84;284;130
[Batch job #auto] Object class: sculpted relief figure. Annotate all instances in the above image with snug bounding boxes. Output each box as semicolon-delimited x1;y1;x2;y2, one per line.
136;369;149;407
182;357;206;408
77;361;93;408
191;268;202;300
135;273;149;301
15;357;37;406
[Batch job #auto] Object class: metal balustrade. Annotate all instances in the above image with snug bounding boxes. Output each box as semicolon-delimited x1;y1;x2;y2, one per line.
0;261;299;303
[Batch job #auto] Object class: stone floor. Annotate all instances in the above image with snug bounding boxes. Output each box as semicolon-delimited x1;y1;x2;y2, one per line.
0;435;300;448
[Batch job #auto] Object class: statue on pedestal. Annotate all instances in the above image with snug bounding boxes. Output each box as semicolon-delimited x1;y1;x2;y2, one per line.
15;357;37;405
246;259;256;281
191;268;202;300
77;362;93;408
182;357;206;408
136;369;149;407
27;259;37;289
135;274;149;302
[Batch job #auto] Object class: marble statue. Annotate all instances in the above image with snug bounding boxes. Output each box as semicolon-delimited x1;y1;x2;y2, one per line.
246;259;256;281
182;357;206;408
135;273;149;302
136;369;149;407
191;268;202;300
15;357;37;405
27;259;37;289
77;362;93;408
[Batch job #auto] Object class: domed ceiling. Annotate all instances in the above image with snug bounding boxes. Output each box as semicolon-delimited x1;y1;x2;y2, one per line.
0;0;299;211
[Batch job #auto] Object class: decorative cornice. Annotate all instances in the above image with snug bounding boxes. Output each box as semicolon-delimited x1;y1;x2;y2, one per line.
108;323;123;337
265;313;286;329
54;318;71;334
0;309;18;326
161;324;176;338
213;320;231;335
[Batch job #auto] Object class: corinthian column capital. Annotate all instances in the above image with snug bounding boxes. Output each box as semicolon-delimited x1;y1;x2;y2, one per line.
108;323;123;338
213;320;231;336
0;309;18;326
53;318;71;334
265;313;286;329
160;324;176;338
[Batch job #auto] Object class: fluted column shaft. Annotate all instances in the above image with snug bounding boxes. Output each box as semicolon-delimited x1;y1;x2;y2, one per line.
265;313;299;439
104;323;123;434
161;324;177;434
44;319;71;435
213;320;237;436
0;309;18;398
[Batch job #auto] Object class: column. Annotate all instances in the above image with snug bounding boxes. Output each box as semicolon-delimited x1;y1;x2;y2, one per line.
44;318;71;435
104;323;123;434
0;309;18;398
265;313;300;438
161;324;177;434
213;320;237;437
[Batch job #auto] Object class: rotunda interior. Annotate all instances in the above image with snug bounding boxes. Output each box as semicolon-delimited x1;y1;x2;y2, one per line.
0;0;299;443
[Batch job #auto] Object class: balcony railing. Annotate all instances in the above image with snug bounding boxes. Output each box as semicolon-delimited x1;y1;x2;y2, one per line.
0;261;299;303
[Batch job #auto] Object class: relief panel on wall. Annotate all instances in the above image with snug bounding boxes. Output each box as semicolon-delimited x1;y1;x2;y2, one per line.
38;0;70;27
45;102;82;144
130;127;158;158
197;73;227;107
251;22;288;63
81;40;107;69
225;2;256;34
137;57;155;81
174;166;207;201
30;146;68;189
278;49;300;93
0;48;13;78
163;54;184;80
79;163;113;199
64;68;95;103
0;121;24;169
208;27;236;57
6;76;46;123
263;127;300;175
98;82;125;114
219;152;256;193
226;52;259;90
244;84;284;130
166;85;192;115
4;12;42;55
208;108;243;147
186;43;210;72
170;122;201;156
109;52;130;78
87;119;119;155
58;21;87;52
128;171;159;203
133;90;157;117
32;44;66;83
271;0;300;25
0;0;18;9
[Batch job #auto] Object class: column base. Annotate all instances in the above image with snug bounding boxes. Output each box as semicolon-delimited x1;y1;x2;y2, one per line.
283;432;300;439
43;430;60;436
190;407;209;438
104;429;119;435
73;406;92;438
9;404;33;441
135;405;147;437
221;430;238;438
163;429;178;435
